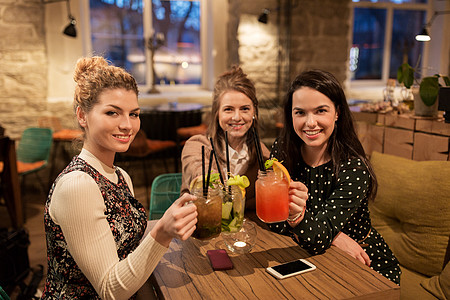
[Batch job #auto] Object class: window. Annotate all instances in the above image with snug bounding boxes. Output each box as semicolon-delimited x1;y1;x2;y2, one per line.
350;0;428;83
89;0;201;87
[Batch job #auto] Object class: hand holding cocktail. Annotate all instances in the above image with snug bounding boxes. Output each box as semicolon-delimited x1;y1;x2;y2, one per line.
255;158;308;225
255;159;291;223
286;181;308;226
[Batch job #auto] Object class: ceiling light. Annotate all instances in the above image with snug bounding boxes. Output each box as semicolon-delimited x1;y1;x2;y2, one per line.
415;10;450;42
258;9;270;24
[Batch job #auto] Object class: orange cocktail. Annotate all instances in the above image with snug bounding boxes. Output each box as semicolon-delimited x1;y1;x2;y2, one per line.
255;169;289;223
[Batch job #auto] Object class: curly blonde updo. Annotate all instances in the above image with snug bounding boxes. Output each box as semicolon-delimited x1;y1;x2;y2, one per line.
73;56;139;114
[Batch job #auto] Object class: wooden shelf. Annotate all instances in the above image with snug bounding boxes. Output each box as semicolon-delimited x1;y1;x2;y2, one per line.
353;112;450;161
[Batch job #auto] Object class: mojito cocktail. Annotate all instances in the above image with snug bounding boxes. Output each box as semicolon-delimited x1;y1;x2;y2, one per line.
221;185;245;233
192;188;222;240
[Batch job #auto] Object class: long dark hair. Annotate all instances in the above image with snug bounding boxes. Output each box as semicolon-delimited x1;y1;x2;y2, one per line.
207;66;259;163
279;70;377;201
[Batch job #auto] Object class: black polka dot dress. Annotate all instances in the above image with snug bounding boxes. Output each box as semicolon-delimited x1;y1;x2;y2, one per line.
269;142;401;285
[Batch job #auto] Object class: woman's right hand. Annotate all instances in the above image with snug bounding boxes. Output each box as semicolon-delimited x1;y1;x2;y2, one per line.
150;193;198;247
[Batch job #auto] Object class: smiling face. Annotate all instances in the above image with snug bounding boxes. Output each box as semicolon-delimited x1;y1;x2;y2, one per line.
218;90;255;149
292;87;338;154
77;88;140;166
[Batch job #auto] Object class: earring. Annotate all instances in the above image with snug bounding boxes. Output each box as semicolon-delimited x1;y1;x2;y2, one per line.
253;116;256;120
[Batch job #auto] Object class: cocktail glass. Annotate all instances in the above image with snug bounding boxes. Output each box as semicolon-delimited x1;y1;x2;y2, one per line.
221;185;245;233
255;169;289;223
191;187;222;240
222;219;257;254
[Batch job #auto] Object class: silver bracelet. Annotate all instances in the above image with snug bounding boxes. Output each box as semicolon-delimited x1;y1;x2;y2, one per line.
287;209;304;222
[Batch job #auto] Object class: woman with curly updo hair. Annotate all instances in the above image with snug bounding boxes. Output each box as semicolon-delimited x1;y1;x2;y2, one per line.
42;56;197;299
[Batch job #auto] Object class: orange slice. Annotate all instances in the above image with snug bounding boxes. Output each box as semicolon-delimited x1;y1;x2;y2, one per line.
272;160;291;186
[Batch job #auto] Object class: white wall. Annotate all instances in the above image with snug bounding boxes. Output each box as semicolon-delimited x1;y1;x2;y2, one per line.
45;0;84;103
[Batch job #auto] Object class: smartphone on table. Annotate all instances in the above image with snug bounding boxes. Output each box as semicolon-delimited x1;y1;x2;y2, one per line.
266;258;316;279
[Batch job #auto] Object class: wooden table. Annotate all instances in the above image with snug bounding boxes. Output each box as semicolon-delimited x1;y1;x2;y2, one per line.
149;216;400;299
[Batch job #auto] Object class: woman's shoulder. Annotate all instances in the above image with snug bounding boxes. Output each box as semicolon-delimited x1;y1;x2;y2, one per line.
336;157;370;180
183;134;210;153
338;156;367;169
56;170;97;187
185;134;209;145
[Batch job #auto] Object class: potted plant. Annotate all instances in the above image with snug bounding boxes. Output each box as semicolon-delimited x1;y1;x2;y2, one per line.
397;62;450;117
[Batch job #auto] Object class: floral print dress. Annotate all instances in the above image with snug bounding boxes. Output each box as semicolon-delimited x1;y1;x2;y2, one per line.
41;156;147;299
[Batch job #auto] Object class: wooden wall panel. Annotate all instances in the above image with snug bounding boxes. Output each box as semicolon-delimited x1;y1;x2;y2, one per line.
413;132;449;161
415;119;450;136
383;127;414;159
356;122;384;157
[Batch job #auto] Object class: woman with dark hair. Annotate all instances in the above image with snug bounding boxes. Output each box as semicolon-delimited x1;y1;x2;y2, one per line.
270;69;400;284
42;56;198;299
181;66;269;209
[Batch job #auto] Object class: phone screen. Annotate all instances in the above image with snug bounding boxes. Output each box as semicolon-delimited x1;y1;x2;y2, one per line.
271;259;313;276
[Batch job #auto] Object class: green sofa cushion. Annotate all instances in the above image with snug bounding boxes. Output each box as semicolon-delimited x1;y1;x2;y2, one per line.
399;267;438;300
369;151;450;277
421;261;450;299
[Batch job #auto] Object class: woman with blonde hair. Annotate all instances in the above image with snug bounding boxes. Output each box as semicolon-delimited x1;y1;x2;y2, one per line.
181;66;269;209
42;56;197;299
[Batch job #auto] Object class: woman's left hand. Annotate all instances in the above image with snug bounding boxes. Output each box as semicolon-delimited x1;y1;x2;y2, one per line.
332;232;371;266
287;181;308;227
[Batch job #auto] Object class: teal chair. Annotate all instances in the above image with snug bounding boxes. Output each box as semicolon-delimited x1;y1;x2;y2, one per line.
16;127;53;195
0;286;10;300
149;173;182;220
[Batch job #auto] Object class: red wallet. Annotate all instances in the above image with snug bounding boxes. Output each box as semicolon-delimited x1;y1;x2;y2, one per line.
207;249;233;270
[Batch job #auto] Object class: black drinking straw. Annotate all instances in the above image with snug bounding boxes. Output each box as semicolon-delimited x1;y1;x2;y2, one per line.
209;137;225;186
224;131;231;178
202;145;206;197
206;149;214;195
224;131;232;193
252;127;265;171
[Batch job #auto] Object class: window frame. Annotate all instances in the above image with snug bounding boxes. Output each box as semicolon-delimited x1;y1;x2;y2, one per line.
349;1;430;88
81;0;214;92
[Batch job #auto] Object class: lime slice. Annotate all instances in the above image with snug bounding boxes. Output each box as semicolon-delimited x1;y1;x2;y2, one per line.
222;202;233;219
189;175;203;192
227;175;250;189
265;158;277;169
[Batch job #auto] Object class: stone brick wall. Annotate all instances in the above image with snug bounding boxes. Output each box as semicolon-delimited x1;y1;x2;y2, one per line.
0;0;350;141
234;0;351;143
237;0;350;102
0;0;47;139
289;0;350;84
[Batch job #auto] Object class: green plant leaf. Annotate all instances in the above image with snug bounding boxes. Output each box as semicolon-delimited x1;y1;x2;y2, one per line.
397;63;414;88
443;76;450;87
419;76;440;106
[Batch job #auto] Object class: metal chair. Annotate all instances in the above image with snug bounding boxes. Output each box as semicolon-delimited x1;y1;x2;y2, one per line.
16;127;53;195
149;173;182;220
0;286;10;300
